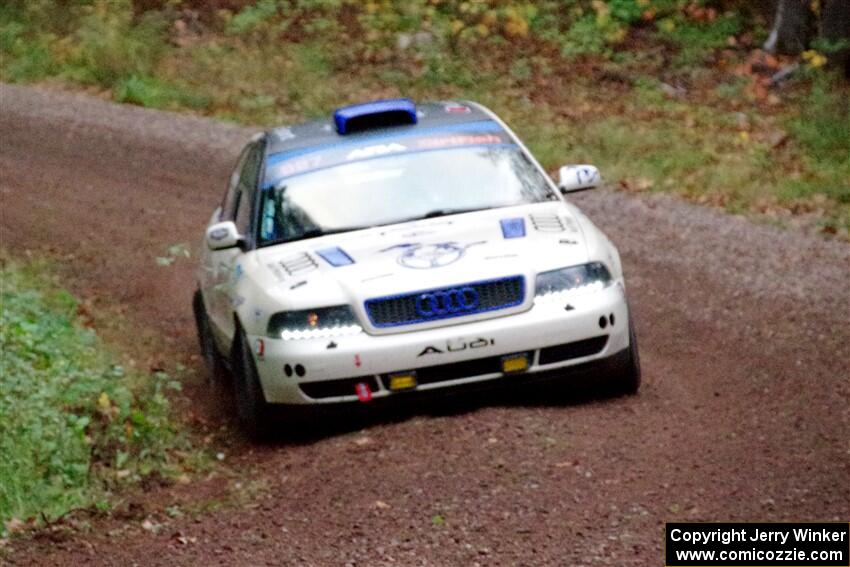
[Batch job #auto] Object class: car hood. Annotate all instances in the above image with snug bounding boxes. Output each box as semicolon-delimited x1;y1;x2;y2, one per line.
249;202;592;332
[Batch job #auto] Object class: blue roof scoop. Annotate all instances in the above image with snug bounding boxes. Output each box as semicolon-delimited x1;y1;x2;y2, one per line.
333;98;417;135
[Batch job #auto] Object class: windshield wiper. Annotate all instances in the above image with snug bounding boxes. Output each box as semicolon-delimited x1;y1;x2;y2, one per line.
408;206;492;222
262;227;354;247
261;207;491;247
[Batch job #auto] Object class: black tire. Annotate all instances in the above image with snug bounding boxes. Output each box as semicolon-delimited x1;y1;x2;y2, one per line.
612;311;641;395
232;326;274;439
192;290;227;386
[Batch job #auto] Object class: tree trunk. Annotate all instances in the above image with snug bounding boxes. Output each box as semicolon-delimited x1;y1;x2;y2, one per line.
763;0;812;54
820;0;850;76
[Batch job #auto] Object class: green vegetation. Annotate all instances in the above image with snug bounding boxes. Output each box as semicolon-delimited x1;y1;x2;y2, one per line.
0;259;189;530
1;0;847;235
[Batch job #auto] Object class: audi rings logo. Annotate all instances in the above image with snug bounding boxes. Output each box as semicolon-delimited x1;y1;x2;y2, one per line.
415;287;479;318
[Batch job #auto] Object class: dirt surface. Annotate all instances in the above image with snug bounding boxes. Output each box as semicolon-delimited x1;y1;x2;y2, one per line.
1;82;848;566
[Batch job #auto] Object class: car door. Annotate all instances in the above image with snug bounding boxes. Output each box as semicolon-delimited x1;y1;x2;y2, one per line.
205;142;263;350
199;145;247;301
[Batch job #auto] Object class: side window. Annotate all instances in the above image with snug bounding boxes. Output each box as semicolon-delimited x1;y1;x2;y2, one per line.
235;145;263;235
221;146;250;221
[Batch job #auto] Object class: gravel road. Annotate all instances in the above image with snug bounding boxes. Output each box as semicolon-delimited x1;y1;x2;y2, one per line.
1;83;848;566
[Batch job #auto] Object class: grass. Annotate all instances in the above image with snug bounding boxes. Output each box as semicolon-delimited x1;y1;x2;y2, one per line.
0;258;191;532
0;0;847;236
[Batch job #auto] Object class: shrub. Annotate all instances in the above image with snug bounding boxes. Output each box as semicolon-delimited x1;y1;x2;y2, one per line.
0;260;187;528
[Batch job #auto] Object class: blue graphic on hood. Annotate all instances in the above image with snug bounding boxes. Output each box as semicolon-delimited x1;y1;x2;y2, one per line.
316;246;355;267
381;241;486;269
500;218;526;239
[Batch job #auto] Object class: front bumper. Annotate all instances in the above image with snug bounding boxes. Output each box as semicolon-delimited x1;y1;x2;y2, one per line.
251;283;630;405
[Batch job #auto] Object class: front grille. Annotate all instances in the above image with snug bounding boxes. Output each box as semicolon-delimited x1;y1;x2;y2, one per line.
539;336;608;365
365;276;525;328
299;376;380;399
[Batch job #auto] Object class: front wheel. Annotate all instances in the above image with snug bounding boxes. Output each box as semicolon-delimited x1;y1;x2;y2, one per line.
232;326;274;439
192;290;227;386
611;311;641;395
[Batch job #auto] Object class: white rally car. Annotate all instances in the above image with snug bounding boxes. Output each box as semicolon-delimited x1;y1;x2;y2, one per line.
194;99;640;435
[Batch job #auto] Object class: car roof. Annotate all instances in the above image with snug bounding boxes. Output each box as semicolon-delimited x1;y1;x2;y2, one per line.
264;101;500;158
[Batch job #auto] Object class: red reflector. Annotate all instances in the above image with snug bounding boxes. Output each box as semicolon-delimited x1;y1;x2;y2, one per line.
355;382;372;402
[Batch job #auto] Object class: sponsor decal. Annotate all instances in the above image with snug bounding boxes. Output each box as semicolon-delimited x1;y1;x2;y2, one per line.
577;166;599;186
255;338;265;357
444;102;471;114
401;243;464;269
354;354;362;368
346;143;407;160
276;154;324;177
384;241;485;269
209;227;229;241
417;337;495;357
264;121;510;185
416;134;502;149
360;273;393;283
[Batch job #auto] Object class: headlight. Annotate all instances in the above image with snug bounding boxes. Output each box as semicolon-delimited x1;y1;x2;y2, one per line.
534;262;612;305
267;305;362;340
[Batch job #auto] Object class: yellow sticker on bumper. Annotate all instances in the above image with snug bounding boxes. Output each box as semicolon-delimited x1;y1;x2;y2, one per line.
502;354;529;374
389;373;417;391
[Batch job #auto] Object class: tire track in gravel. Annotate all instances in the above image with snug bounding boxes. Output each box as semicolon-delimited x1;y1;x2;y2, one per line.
2;83;848;566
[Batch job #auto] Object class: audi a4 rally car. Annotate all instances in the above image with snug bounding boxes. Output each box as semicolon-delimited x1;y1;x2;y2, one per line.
193;98;640;435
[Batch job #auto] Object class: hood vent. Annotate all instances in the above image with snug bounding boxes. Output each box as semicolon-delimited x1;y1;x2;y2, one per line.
279;253;318;276
529;213;565;232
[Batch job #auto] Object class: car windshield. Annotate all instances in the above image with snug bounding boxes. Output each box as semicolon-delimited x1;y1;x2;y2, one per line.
257;146;557;246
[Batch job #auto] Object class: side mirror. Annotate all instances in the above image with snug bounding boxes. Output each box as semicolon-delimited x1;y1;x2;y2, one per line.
558;165;601;194
206;221;242;251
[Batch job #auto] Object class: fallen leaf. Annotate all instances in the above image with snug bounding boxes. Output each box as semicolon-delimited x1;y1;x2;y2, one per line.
172;531;197;545
4;518;25;534
98;392;111;410
375;500;391;509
